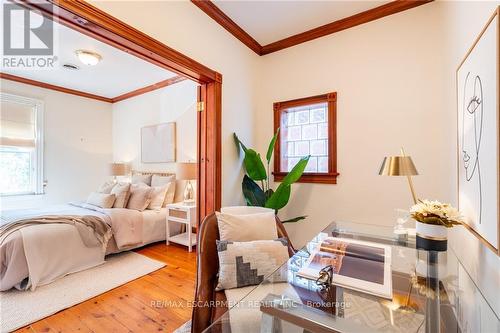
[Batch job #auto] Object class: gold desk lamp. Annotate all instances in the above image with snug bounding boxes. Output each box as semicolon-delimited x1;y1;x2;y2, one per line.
379;147;419;313
379;147;419;204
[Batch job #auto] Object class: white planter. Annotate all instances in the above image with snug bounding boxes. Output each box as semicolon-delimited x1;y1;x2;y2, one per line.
415;221;448;241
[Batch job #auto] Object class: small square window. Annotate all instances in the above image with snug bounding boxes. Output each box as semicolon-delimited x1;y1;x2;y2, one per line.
273;92;338;184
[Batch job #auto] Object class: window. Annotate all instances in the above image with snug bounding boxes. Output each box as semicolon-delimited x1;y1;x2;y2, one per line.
0;93;44;196
273;92;338;184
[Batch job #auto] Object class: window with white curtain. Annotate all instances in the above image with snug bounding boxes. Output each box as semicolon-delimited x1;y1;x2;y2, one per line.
0;93;44;196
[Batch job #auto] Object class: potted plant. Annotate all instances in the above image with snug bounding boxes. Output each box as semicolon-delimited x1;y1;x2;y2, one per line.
234;129;310;223
410;200;462;251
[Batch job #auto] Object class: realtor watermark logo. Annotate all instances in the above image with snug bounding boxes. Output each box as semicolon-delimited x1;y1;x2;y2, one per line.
2;2;58;70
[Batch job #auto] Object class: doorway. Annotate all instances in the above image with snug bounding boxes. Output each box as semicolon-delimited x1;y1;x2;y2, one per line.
23;0;222;224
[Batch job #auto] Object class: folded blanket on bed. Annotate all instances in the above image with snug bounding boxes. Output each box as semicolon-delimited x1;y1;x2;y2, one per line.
0;214;112;250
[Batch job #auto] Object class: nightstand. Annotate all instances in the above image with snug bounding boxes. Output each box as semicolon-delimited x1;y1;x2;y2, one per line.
166;202;197;252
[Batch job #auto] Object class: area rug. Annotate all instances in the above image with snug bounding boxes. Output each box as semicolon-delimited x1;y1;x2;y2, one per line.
0;252;165;332
174;320;192;333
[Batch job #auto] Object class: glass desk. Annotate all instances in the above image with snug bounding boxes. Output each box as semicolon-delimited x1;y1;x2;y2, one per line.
203;221;493;333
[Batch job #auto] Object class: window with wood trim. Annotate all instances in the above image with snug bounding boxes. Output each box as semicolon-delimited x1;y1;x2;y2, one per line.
273;92;338;184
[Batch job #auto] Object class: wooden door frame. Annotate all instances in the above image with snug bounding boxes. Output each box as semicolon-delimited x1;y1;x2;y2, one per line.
21;0;222;221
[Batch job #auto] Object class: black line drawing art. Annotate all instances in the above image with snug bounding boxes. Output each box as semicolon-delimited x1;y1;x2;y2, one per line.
461;72;484;225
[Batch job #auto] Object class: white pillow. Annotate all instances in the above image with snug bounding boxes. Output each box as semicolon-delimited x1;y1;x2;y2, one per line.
147;183;170;210
87;192;116;208
127;184;153;211
151;175;176;206
97;180;115;194
216;211;278;242
111;182;130;208
132;174;152;186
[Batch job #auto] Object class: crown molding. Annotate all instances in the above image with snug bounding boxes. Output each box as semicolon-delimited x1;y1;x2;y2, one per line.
0;72;113;103
1;73;186;104
191;0;262;55
112;75;186;102
191;0;433;56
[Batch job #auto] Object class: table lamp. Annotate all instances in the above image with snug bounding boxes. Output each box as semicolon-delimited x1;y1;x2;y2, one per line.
176;162;197;205
379;148;419;204
109;162;130;183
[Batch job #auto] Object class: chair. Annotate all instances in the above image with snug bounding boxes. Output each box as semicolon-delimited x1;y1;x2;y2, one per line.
191;207;295;332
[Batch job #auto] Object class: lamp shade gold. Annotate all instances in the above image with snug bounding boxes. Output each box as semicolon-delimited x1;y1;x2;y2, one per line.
379;156;418;176
176;162;197;180
109;163;130;176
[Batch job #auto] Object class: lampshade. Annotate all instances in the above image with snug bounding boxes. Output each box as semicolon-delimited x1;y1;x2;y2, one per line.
109;163;130;176
176;162;197;180
379;156;418;176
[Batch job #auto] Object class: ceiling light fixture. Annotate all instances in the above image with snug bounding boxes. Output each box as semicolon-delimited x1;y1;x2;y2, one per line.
75;50;102;66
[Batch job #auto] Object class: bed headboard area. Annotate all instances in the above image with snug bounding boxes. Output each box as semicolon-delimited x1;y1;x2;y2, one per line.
131;170;175;177
131;170;192;204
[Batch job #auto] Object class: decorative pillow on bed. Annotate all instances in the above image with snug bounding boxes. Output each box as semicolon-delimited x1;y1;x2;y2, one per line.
216;212;278;242
215;238;289;291
97;180;116;194
147;183;171;210
127;184;153;211
132;174;152;186
111;182;131;208
87;192;116;208
151;174;176;206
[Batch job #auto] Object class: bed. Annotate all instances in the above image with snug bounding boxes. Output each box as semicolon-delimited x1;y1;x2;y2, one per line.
0;171;184;292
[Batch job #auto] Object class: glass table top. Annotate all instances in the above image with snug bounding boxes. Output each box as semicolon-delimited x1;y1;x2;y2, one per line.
203;221;495;333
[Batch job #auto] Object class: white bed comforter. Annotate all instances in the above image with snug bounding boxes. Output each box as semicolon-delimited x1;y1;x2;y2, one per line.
0;203;144;291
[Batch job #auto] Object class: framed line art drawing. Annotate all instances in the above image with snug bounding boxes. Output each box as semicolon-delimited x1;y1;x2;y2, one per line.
141;122;176;163
457;7;499;255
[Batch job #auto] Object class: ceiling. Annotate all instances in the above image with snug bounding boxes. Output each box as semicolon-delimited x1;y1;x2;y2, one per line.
214;0;391;45
2;6;177;98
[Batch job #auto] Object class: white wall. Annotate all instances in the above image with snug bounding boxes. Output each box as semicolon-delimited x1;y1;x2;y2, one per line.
0;79;113;209
256;0;500;318
112;79;198;171
92;0;261;206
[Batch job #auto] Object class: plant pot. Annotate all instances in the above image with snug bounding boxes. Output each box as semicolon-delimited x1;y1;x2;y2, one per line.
415;221;448;251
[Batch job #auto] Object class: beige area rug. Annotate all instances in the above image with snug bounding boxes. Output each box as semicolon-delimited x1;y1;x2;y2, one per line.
0;252;165;332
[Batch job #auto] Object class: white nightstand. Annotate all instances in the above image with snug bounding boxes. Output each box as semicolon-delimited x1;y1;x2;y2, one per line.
166;202;197;252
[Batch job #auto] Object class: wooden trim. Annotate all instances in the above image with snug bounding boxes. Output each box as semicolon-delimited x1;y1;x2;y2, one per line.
191;0;262;55
190;0;433;56
112;75;186;103
273;92;338;185
16;0;223;222
0;72;113;103
20;0;217;83
261;0;433;55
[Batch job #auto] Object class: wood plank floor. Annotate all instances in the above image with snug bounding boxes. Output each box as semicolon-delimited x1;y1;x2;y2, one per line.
15;243;197;333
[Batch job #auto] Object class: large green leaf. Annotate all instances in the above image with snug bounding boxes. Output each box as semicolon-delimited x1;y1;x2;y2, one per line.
282;155;310;185
244;149;267;181
233;133;248;152
242;175;266;206
266;128;279;163
265;182;291;210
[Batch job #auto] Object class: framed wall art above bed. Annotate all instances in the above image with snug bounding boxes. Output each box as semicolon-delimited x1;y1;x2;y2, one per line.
141;122;176;163
456;6;499;255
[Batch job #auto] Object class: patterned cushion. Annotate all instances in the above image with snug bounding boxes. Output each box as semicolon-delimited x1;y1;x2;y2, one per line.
216;238;289;291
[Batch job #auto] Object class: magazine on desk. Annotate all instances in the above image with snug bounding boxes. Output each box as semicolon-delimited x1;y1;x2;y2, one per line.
298;237;393;299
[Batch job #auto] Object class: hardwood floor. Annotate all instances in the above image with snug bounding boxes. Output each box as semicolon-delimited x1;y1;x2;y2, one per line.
16;243;197;333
